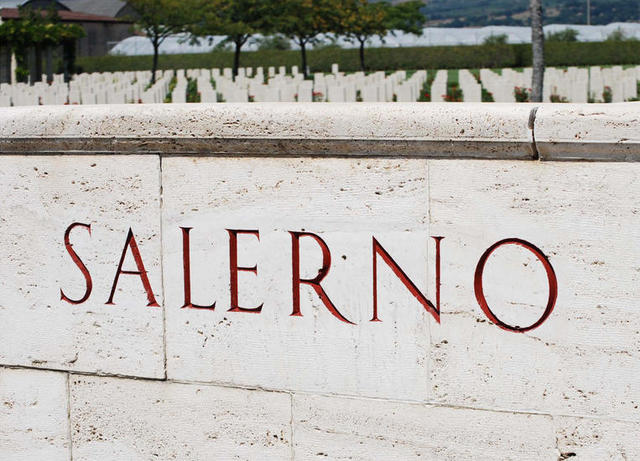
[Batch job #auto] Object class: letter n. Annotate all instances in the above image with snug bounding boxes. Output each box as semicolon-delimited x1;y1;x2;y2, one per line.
371;236;442;323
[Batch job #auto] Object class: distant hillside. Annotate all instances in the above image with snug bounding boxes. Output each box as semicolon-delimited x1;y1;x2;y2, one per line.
420;0;639;27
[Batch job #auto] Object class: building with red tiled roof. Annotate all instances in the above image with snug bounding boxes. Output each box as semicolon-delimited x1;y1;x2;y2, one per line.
0;0;134;57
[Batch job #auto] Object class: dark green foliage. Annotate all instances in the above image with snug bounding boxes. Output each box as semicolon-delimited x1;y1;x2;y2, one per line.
188;0;279;77
77;40;640;74
255;35;292;50
483;34;508;45
383;0;425;35
528;40;640;66
514;86;530;102
0;6;85;82
417;70;436;101
445;84;463;102
546;28;579;42
481;87;494;102
164;75;177;102
126;0;204;83
605;28;639;42
186;78;200;102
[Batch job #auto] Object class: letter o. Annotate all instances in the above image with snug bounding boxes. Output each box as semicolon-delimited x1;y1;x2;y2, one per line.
474;238;558;333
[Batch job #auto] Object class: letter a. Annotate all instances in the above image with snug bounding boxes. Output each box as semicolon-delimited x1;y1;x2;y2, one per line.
106;228;159;307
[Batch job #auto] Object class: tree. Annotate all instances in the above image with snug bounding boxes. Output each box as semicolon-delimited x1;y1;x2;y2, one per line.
605;28;638;42
342;0;388;71
0;6;84;83
256;35;292;51
546;28;578;42
277;0;343;79
341;0;425;72
126;0;202;84
383;0;425;36
530;0;544;102
190;0;276;79
483;34;508;45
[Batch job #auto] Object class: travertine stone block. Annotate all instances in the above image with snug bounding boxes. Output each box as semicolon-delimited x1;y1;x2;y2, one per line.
0;104;535;159
535;104;640;160
0;367;70;461
428;160;640;420
162;157;433;400
70;375;291;460
555;416;640;459
0;156;164;378
293;393;557;460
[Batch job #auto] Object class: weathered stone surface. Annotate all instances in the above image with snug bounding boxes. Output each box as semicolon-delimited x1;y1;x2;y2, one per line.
70;375;291;460
0;103;535;158
0;367;70;461
162;157;433;400
428;159;640;420
0;103;639;459
293;393;557;460
0;156;164;378
535;103;640;160
0;103;533;142
555;416;640;460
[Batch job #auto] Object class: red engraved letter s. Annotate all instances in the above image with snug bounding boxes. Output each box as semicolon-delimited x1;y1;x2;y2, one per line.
60;222;92;305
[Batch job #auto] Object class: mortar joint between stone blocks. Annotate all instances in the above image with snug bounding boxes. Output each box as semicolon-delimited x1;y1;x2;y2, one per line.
528;105;540;160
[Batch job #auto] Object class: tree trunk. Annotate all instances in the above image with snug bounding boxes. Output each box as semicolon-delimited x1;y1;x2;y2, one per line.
233;38;242;80
300;39;307;79
62;39;76;83
62;44;70;83
45;46;53;84
530;0;545;102
34;46;43;84
151;37;159;85
0;45;10;84
359;39;366;72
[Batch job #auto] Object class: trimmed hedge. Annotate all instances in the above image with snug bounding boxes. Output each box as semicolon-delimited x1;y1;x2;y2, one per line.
77;40;640;74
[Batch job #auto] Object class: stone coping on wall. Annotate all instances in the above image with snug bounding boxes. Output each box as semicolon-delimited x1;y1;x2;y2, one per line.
0;102;636;160
1;102;640;459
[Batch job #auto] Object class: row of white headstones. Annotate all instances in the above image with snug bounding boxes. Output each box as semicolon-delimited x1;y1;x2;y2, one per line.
0;64;426;106
451;66;640;103
1;63;638;106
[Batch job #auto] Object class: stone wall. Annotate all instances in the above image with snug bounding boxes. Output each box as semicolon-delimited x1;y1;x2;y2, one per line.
0;103;638;460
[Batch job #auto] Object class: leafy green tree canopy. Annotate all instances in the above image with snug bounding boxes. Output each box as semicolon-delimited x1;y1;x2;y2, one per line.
383;0;425;35
256;35;292;51
342;0;388;42
126;0;204;83
0;6;84;50
341;0;388;71
190;0;277;77
276;0;344;77
0;6;84;82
